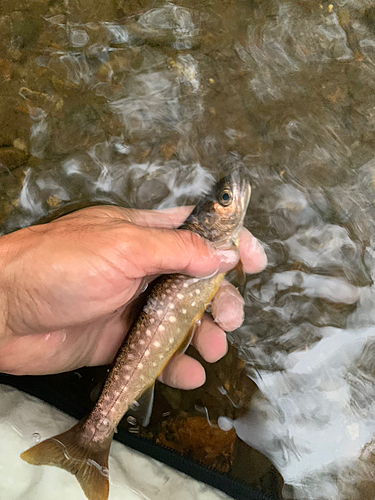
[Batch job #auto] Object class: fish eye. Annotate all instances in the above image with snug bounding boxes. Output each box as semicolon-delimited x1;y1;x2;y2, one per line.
219;188;233;206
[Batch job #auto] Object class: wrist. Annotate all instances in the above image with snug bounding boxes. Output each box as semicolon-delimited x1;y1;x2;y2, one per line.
0;288;7;341
0;236;12;342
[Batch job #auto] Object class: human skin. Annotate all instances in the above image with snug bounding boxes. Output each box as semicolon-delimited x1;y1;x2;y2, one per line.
0;205;267;390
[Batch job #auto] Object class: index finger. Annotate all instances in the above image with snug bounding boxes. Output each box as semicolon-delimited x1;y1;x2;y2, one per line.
238;228;268;274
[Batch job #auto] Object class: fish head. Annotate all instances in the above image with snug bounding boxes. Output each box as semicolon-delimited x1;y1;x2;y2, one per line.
183;169;251;248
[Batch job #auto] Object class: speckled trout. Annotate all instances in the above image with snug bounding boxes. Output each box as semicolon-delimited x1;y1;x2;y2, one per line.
21;171;251;500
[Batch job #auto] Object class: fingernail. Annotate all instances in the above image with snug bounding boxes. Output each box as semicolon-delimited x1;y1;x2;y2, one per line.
212;288;245;331
200;244;239;278
216;248;239;269
249;238;268;270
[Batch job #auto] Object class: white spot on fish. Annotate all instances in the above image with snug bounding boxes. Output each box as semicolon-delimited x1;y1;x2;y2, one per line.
183;283;189;288
195;289;201;295
138;363;144;369
139;340;145;345
169;303;175;309
125;375;130;381
127;354;135;360
152;362;157;367
169;316;176;323
150;318;155;324
145;350;150;356
158;325;165;332
159;354;164;359
177;293;184;300
153;341;161;347
146;329;151;336
182;309;187;314
157;309;163;316
169;338;174;344
162;294;166;299
191;302;196;307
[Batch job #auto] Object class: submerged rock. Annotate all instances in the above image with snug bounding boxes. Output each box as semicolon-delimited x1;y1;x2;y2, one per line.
157;416;236;473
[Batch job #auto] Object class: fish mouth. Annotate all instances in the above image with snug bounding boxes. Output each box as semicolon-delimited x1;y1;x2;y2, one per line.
240;177;251;214
229;168;251;218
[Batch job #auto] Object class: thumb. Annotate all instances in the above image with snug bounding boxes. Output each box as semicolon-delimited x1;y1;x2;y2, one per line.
124;225;239;278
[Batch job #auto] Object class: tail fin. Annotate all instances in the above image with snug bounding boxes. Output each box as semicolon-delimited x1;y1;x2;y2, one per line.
21;420;113;500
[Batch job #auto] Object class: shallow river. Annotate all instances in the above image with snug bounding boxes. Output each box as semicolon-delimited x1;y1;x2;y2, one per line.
1;0;375;498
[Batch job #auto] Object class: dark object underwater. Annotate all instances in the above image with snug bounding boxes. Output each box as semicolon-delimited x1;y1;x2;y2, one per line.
0;370;281;500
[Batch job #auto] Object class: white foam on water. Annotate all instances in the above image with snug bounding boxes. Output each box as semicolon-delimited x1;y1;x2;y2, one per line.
226;325;375;494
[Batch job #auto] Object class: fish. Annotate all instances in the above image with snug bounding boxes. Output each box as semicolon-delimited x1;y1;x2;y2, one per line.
20;170;251;500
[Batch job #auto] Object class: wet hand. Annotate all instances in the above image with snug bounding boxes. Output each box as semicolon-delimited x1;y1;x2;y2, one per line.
0;206;267;388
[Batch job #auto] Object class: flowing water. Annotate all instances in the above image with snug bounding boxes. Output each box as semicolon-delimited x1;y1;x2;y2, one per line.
2;0;375;498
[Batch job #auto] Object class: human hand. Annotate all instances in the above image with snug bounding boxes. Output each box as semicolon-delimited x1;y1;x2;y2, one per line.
0;205;267;389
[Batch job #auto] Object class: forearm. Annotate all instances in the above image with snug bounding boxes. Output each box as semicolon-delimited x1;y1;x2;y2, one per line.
0;233;14;342
0;236;10;345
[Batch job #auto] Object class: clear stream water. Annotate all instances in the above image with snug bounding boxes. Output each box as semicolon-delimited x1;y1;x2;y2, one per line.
1;0;375;498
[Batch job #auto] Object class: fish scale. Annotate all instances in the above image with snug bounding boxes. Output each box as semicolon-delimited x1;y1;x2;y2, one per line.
87;274;224;439
20;171;251;500
90;272;224;440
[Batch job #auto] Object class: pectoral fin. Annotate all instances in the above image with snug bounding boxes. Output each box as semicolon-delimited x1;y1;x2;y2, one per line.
176;323;197;355
226;259;246;286
128;383;155;427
